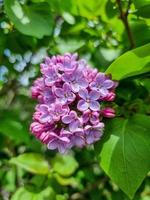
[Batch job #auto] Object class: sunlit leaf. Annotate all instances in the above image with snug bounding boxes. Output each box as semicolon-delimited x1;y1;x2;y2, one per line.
51;154;78;177
106;43;150;80
11;186;55;200
10;153;49;175
4;0;53;38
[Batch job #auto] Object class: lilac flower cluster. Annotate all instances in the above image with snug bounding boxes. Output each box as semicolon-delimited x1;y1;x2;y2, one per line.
30;53;117;153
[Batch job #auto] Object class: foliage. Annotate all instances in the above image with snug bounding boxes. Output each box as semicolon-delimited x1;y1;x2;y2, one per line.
0;0;150;200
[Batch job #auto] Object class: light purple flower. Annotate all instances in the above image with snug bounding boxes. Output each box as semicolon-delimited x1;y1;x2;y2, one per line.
90;73;114;98
50;103;69;121
82;110;100;125
62;70;88;93
77;89;100;111
62;110;82;131
47;131;71;153
30;53;117;153
42;88;56;104
83;66;98;83
34;104;53;124
59;53;78;73
44;68;60;86
54;83;76;104
69;128;85;148
84;122;104;144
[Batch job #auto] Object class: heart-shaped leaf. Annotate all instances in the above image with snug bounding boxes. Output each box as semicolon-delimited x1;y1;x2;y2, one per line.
95;114;150;199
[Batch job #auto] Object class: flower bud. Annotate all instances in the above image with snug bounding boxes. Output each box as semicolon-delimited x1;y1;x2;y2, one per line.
101;108;115;118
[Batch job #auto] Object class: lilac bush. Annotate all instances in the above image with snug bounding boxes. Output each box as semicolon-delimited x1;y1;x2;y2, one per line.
30;53;117;153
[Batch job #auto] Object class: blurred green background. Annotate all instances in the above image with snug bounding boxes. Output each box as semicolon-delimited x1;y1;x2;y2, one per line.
0;0;150;199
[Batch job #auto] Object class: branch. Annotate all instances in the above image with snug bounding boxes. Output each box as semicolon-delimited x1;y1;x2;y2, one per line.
116;0;135;49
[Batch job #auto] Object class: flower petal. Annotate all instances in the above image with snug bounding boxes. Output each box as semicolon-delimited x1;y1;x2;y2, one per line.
78;89;88;100
71;82;80;93
96;73;105;84
89;100;100;111
55;88;64;97
89;90;100;100
69;120;80;132
99;88;108;97
77;100;89;111
47;139;58;150
103;80;114;89
62;115;72;124
73;135;85;147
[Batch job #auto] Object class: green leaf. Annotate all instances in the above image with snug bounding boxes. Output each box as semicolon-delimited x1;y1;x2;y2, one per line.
95;114;150;199
10;153;49;175
106;43;150;80
51;154;78;177
11;186;55;200
123;20;150;47
0;118;30;145
54;173;78;187
56;194;68;200
4;1;53;38
56;38;85;54
133;0;150;8
133;0;150;18
74;0;106;19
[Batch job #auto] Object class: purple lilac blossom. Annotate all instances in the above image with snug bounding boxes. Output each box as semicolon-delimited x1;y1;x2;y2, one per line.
30;53;118;153
90;73;115;98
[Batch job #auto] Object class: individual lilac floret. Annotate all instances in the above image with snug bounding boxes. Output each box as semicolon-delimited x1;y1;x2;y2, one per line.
42;88;56;104
30;53;118;153
82;110;100;125
62;111;82;132
47;131;71;153
43;67;60;87
62;70;88;93
84;122;104;144
54;83;76;105
35;104;53;124
90;73;115;98
77;89;100;111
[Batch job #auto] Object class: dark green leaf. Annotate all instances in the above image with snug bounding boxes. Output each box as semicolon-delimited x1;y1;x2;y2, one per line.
133;0;150;18
95;114;150;199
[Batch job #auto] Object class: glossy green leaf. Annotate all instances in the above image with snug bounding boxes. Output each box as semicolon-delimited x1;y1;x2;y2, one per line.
11;186;55;200
4;0;53;38
51;154;78;176
10;153;49;175
95;114;150;199
106;43;150;80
